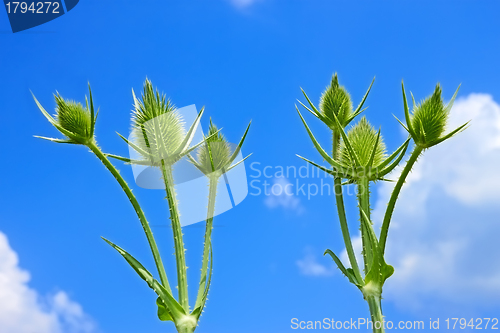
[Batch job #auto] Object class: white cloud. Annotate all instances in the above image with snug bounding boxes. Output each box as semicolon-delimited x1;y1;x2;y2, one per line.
264;178;304;214
0;231;96;333
297;248;334;277
367;93;500;310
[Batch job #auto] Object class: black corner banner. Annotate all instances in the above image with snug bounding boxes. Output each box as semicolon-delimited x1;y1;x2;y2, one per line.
3;0;80;33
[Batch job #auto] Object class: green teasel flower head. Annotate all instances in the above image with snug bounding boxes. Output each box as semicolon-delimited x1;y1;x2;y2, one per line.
319;73;353;129
130;79;186;166
340;117;386;168
298;73;374;132
400;81;469;149
189;119;252;178
296;106;410;182
107;79;213;168
33;84;98;146
196;120;231;172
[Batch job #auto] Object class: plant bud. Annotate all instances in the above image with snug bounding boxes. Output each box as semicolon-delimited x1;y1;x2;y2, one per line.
410;84;448;148
319;73;353;129
54;94;94;144
340;117;386;168
131;79;186;165
196;120;231;174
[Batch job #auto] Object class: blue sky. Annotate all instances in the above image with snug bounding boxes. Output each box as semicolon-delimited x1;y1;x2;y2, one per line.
1;1;500;332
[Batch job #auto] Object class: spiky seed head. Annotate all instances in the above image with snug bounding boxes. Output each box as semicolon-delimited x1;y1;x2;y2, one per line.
319;73;353;129
131;79;185;165
410;84;449;148
196;120;231;174
55;94;93;144
340;117;386;168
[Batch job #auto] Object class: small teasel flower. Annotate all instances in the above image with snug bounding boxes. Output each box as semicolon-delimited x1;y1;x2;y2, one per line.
299;73;374;131
319;73;353;129
130;79;186;165
339;117;386;168
33;84;98;146
109;79;214;168
196;120;231;173
189;119;251;177
400;82;469;149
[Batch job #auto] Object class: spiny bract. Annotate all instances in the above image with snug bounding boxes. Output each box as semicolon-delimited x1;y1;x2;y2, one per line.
131;79;185;164
196;120;231;174
410;84;448;148
319;73;353;129
55;94;93;143
340;117;386;168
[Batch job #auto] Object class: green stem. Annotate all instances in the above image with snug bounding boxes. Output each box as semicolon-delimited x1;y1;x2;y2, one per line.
332;133;362;283
195;175;218;309
379;145;423;254
160;160;189;312
357;176;372;275
87;142;171;293
366;295;385;333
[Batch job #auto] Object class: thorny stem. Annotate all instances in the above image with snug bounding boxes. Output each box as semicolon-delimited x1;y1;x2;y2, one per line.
160;160;190;312
357;176;373;275
87;142;171;293
332;133;362;283
366;295;385;333
379;145;423;254
195;174;218;309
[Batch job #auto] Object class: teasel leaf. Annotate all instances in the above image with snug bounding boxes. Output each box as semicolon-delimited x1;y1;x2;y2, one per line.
348;77;375;123
157;297;173;322
32;92;84;143
300;89;323;120
444;84;461;114
102;237;185;320
359;210;394;285
331;110;362;167
104;154;154;166
324;249;363;287
296;106;350;172
179;127;224;166
116;132;156;160
191;245;213;320
376;137;411;177
297;99;326;123
367;129;381;168
175;106;205;156
33;136;77;144
227;121;251;167
428;121;469;147
225;153;253;173
88;83;96;139
345;107;368;126
401;81;416;138
296;155;350;178
393;115;410;133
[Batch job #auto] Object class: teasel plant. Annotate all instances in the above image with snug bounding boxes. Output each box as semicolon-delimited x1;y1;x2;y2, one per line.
296;74;468;333
32;79;251;333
